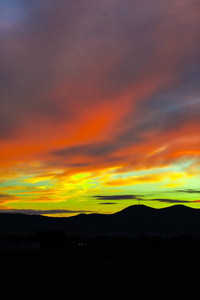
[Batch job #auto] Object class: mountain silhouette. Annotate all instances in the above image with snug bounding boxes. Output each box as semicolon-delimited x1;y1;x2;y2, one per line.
1;205;200;236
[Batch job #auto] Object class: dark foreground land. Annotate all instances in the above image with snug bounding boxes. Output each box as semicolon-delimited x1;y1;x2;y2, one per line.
1;233;200;296
1;233;200;274
2;206;200;293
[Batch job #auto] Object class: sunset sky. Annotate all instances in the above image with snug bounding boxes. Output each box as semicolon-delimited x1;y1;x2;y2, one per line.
1;0;200;216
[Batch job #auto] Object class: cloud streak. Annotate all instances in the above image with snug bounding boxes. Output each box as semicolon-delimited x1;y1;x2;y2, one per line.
0;208;93;215
152;199;191;204
94;195;193;204
93;195;141;200
0;193;19;203
176;189;200;194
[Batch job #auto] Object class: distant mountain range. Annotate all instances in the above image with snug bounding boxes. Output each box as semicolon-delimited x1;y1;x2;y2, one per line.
1;205;200;237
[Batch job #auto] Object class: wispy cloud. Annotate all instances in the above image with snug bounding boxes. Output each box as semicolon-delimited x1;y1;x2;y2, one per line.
94;195;192;204
175;189;200;194
104;174;164;186
98;202;117;205
152;199;191;204
93;195;141;200
0;208;93;215
0;193;19;203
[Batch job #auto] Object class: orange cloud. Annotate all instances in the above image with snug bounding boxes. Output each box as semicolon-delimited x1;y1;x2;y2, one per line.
105;173;164;187
0;193;19;203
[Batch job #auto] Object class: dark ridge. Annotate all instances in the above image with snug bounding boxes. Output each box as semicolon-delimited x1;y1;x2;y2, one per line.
1;205;200;236
161;204;196;212
114;204;155;215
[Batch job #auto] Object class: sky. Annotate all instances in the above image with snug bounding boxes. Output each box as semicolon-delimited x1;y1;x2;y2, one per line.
0;0;200;217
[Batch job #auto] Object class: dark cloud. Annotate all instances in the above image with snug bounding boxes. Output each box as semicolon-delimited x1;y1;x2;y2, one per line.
51;137;142;167
99;202;117;205
175;189;200;194
121;89;200;147
152;199;191;204
0;193;19;202
93;195;141;200
0;193;12;198
51;142;145;172
94;195;191;204
53;143;116;158
0;208;93;215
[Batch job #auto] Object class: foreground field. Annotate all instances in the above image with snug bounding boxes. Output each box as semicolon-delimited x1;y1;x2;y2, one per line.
1;235;200;273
